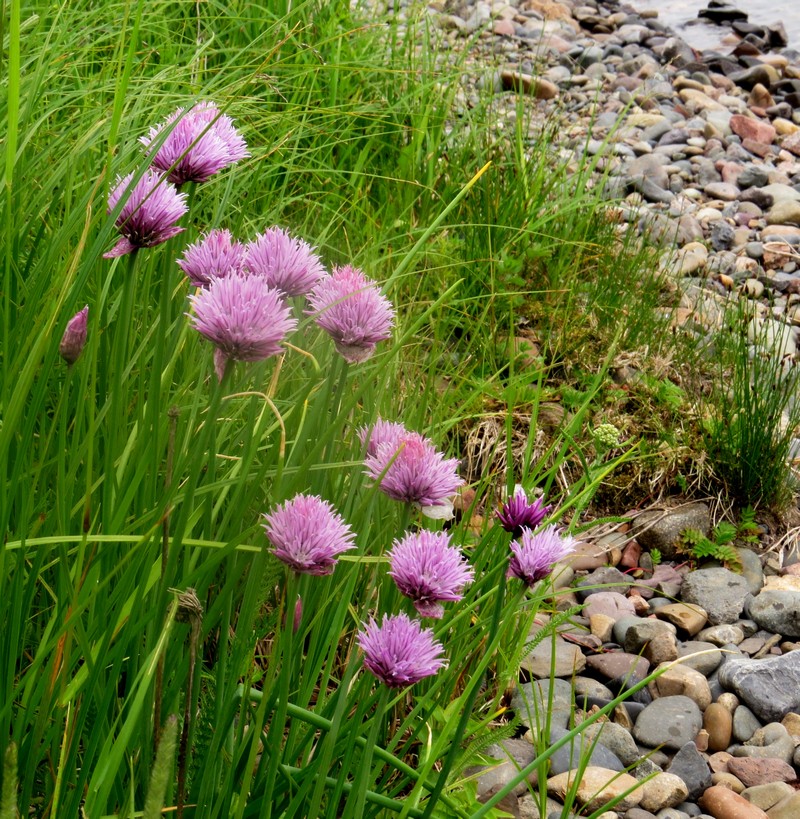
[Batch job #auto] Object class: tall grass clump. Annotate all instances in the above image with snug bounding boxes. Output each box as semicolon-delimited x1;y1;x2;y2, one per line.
0;0;664;815
699;298;800;510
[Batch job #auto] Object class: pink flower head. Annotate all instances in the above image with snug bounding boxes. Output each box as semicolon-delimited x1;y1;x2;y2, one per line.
507;525;576;587
364;431;463;519
244;227;327;298
388;530;474;618
308;265;394;363
263;494;356;576
358;417;409;458
496;486;551;538
59;305;89;365
104;170;188;258
141;101;249;186
177;229;246;287
357;612;446;688
188;273;297;380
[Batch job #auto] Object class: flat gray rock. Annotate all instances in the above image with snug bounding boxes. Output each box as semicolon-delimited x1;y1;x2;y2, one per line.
632;503;710;559
718;650;800;723
634;695;703;750
546;725;624;775
511;678;573;731
680;567;750;625
745;590;800;637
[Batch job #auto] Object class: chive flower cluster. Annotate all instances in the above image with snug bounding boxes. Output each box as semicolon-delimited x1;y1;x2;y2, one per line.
104;101;249;259
497;486;576;587
91;98;578;697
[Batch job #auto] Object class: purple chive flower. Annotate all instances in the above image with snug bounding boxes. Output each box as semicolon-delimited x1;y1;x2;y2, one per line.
177;229;246;287
357;612;446;688
364;431;464;519
188;273;297;380
140;101;249;186
358;417;409;458
243;227;327;298
496;486;551;538
59;305;89;365
263;494;356;576
507;524;577;587
104;170;189;258
307;265;394;363
388;530;474;618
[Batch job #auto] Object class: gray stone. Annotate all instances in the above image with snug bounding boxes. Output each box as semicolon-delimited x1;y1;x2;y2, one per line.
634;696;703;750
734;548;765;595
738;165;770;189
741;781;795;810
677;641;723;675
624;619;678;655
511;678;573;730
666;741;713;800
681;568;751;625
469;738;538;799
745;590;800;637
582;720;641;767
546;725;624;775
576;566;631;600
710;220;735;251
520;636;587;679
734;723;795;763
632;503;710;559
718;651;800;723
697;624;745;645
733;705;763;743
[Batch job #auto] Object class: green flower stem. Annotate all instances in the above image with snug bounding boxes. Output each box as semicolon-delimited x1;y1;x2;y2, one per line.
231;688;469;818
241;569;299;819
414;571;517;819
342;685;390;818
103;251;139;521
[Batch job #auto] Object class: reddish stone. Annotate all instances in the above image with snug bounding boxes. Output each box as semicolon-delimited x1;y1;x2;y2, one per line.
699;785;769;818
741;138;773;158
585;652;650;684
619;540;642;569
726;757;797;787
493;19;515;36
782;131;800;157
730;114;776;146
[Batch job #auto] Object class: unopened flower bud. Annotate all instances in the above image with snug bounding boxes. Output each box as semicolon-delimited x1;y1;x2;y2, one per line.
59;305;88;365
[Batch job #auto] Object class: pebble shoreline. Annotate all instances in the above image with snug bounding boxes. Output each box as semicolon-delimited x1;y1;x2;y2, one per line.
367;0;800;817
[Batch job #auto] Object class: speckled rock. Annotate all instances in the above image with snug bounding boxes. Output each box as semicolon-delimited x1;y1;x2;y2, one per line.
639;773;689;813
681;568;751;625
547;767;643;813
718;651;800;723
634;696;703;750
632;503;710;559
745;590;800;637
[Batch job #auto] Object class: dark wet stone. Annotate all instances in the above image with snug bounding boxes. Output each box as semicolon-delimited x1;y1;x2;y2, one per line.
666;741;713;800
698;5;747;25
711;220;735;251
737;165;769;189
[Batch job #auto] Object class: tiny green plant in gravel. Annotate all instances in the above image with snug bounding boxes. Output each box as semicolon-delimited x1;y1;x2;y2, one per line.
698;298;800;511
